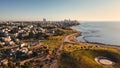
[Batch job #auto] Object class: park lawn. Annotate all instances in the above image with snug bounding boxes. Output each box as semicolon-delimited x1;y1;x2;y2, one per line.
59;43;120;68
40;29;77;51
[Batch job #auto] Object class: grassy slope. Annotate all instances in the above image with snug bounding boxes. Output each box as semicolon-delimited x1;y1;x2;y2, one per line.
59;43;120;68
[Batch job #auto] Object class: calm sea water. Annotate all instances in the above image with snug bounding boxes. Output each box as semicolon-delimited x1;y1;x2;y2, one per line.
72;22;120;46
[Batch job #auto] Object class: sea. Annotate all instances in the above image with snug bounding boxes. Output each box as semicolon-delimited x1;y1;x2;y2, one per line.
72;21;120;46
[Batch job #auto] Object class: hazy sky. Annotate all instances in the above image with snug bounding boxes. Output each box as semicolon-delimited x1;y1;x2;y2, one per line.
0;0;120;21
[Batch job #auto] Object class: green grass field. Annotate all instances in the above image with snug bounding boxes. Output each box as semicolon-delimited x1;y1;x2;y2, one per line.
59;43;120;68
40;29;77;51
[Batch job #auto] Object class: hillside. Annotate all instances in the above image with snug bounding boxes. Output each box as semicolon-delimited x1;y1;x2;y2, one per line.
58;37;120;68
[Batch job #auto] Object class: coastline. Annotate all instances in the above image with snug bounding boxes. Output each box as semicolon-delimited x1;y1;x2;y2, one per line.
60;29;120;67
72;23;120;47
67;27;120;49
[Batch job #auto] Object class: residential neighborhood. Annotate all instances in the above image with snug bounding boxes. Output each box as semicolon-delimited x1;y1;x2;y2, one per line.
0;19;80;68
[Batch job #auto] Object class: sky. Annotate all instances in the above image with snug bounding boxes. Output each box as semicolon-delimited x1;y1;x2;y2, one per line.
0;0;120;21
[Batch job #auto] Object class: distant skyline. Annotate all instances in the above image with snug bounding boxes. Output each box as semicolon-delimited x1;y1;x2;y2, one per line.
0;0;120;21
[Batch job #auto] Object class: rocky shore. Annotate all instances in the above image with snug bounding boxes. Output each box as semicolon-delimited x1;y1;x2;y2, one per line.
65;30;120;49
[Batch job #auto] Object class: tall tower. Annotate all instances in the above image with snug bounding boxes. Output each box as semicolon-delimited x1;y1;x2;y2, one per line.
43;18;46;23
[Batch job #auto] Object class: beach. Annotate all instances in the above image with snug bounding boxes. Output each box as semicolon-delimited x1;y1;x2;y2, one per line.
64;31;120;49
72;22;120;46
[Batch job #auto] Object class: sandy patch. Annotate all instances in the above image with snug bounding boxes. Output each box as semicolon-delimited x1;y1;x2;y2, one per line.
95;57;114;66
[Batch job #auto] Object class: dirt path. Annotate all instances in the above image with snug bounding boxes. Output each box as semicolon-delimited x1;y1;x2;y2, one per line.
49;33;81;68
63;33;81;43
